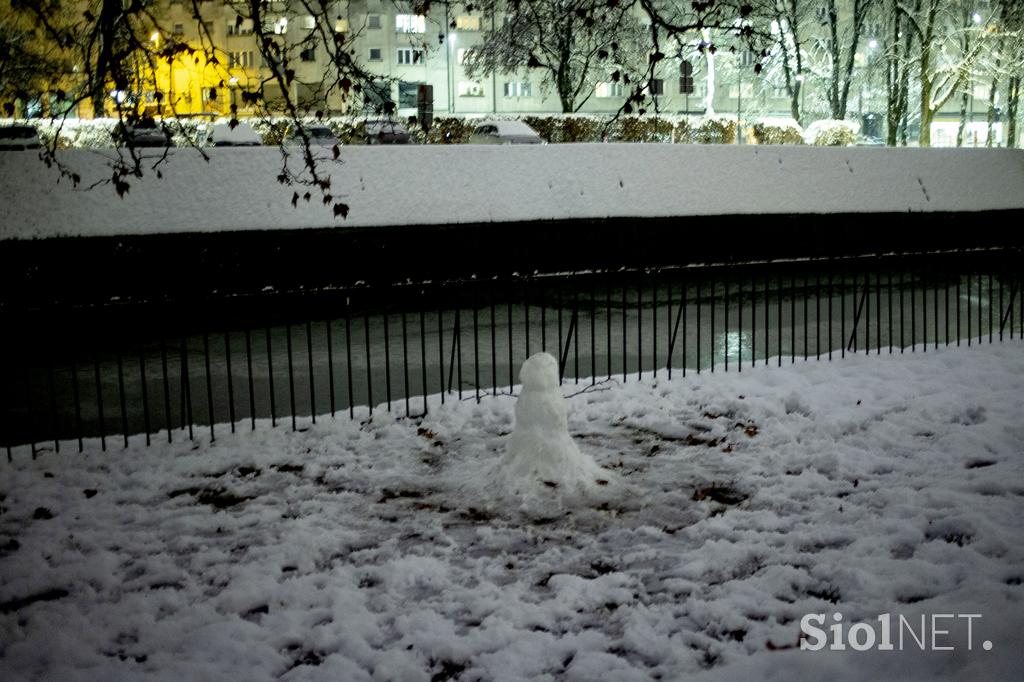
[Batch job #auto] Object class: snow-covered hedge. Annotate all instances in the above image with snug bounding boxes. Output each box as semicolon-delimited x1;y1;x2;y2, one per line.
804;119;858;146
752;118;804;145
690;114;737;144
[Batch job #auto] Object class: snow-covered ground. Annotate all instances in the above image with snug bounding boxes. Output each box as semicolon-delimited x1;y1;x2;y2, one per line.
2;342;1023;680
2;145;1023;240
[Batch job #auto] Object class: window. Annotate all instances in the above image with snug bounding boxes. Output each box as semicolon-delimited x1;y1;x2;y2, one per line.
229;51;255;68
367;14;381;29
596;81;623;98
457;81;484;97
395;14;425;33
738;50;756;67
334;18;349;33
172;23;184;35
227;17;253;35
300;47;316;62
273;17;288;34
368;47;382;61
398;81;421;108
503;81;531;97
202;87;219;103
455;15;480;31
302;15;316;30
397;48;424;65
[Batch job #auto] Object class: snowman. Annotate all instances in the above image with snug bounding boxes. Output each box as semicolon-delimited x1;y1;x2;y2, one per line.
489;352;613;505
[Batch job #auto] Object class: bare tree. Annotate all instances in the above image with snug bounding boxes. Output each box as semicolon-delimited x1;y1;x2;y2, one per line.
766;0;813;124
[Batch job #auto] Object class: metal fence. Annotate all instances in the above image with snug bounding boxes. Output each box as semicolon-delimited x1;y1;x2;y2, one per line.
1;247;1021;458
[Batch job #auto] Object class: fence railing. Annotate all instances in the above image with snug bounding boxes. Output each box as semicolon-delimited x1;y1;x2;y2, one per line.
2;246;1021;459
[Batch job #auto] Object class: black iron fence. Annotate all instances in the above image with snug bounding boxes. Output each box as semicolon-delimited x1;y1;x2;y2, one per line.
2;247;1021;458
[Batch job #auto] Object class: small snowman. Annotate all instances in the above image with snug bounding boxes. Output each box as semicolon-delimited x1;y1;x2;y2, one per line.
489;352;614;507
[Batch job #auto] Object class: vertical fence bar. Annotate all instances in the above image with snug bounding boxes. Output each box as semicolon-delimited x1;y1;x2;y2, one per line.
876;269;882;354
345;304;354;419
402;309;410;417
225;331;236;431
180;337;193;439
574;287;580;383
203;331;214;441
737;273;743;371
473;291;480;404
383;312;392;411
364;311;373;413
326;319;335;418
138;344;150;446
667;278;674;379
752;271;757;367
306;320;316;424
637;274;643;380
606;275;612;380
116;349;128;448
419;298;428;415
525;279;531;359
696;279;701;374
709;276;715;373
815;270;821;361
245;329;256;429
286;323;296;430
160;338;171;441
802;272;807;361
777;273;783;367
590;277;597;384
652;271;657;378
790;272;796;363
490;286;497;396
94;350;106;451
266;327;276;427
505;293;512;393
437;301;445;405
682;277;688;377
723;276;729;372
622;280;627;382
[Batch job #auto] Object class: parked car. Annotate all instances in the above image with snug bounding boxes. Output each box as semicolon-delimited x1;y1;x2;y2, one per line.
469;120;543;145
115;118;173;148
364;119;410;144
285;125;339;147
855;135;886;147
0;125;41;150
207;122;262;147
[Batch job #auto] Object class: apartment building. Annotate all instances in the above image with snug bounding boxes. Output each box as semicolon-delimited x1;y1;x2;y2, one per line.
142;1;1007;144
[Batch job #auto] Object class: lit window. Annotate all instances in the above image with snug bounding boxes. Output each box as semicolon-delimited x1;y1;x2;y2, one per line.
397;48;424;65
302;15;316;30
395;14;426;33
503;81;531;97
334;18;349;33
367;14;381;29
455;16;480;31
273;17;288;34
596;82;623;98
368;47;382;61
458;81;484;97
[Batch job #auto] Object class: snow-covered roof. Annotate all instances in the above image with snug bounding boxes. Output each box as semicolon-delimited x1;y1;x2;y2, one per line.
1;144;1023;240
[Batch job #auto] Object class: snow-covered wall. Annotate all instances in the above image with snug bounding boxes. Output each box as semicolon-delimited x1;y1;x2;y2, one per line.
2;145;1023;241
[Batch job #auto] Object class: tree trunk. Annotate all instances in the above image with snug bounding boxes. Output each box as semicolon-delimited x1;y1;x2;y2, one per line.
702;29;716;116
956;91;968;146
1008;76;1020;148
985;77;999;147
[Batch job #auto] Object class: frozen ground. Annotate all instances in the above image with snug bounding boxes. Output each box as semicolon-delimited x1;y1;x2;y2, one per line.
1;342;1023;680
2;145;1024;239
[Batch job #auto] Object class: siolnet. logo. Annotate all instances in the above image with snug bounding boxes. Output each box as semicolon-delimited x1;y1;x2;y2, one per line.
800;612;992;652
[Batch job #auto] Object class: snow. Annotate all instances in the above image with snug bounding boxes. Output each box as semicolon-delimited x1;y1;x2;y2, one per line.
2;341;1022;680
2;145;1023;240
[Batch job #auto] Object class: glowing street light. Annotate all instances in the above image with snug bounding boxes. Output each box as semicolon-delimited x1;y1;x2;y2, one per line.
868;38;878;50
972;12;983;24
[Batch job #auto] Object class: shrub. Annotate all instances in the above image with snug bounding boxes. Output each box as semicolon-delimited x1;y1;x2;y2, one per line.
559;116;603;142
804;119;857;146
752;118;804;145
692;115;737;144
520;116;558;143
617;116;674;143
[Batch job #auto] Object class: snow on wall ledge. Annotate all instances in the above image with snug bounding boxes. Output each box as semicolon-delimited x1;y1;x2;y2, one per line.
1;144;1023;240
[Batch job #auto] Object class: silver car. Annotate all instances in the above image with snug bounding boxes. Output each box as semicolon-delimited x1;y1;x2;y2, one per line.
469;120;543;145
